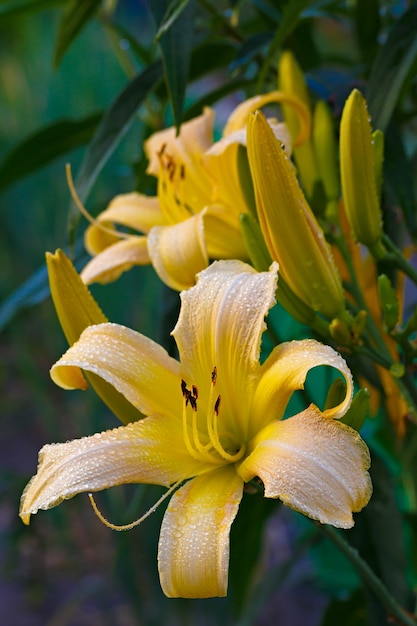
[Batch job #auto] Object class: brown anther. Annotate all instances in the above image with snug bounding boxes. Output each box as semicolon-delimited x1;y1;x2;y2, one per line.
211;366;217;385
181;379;188;396
157;143;167;158
214;395;221;416
189;395;197;411
180;164;185;179
167;161;176;182
192;385;199;400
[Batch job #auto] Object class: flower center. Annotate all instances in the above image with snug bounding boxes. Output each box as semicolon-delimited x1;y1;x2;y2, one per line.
157;143;194;221
181;367;246;465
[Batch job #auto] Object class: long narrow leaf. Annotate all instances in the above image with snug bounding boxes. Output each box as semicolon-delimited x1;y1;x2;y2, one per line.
256;0;315;91
53;0;102;68
0;243;87;333
0;0;65;18
367;4;417;131
70;59;163;218
154;0;192;40
0;113;102;193
148;0;193;129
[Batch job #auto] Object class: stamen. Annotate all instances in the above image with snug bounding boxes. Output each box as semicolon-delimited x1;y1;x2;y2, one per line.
66;164;130;240
181;380;223;465
206;374;246;463
88;480;182;531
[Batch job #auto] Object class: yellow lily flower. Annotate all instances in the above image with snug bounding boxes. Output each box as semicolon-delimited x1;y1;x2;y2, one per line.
81;92;303;291
20;260;371;598
247;110;345;321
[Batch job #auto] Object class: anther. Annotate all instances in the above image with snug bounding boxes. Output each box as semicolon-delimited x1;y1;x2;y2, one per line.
157;142;167;157
211;366;217;385
214;395;221;416
189;395;197;411
192;385;198;400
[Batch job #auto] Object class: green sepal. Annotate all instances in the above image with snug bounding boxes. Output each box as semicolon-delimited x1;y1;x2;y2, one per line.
340;388;370;432
47;249;144;425
324;378;347;412
390;363;405;379
237;145;257;219
329;317;351;346
239;212;272;272
377;274;399;331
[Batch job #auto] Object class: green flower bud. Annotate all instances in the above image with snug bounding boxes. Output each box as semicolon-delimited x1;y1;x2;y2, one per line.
340;89;385;257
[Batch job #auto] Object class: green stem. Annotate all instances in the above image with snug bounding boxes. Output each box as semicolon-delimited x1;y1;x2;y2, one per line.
381;233;417;285
317;524;417;626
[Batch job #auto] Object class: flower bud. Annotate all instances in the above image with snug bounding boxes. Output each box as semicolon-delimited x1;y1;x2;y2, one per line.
46;249;142;424
340;89;385;257
278;51;319;200
246;111;345;320
313;100;340;220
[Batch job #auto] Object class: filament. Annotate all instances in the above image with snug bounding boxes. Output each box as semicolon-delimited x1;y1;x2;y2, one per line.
88;480;182;531
66;163;130;240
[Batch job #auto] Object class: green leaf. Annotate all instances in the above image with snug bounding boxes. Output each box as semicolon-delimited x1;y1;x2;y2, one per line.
0;113;101;193
53;0;102;68
354;0;380;64
183;78;251;120
148;0;194;129
0;241;86;333
349;452;411;623
383;122;417;239
101;17;153;66
367;4;417;131
154;0;191;40
229;493;277;616
69;60;163;236
0;0;65;18
256;0;315;91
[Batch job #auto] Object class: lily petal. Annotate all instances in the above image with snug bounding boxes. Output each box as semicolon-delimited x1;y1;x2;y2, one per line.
20;415;210;525
238;406;372;529
203;205;248;259
85;193;164;255
81;236;150;285
223;91;309;146
253;339;353;428
146;108;215;177
158;465;243;598
147;216;208;291
51;322;182;420
173;260;278;438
